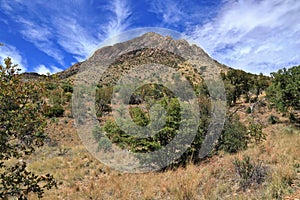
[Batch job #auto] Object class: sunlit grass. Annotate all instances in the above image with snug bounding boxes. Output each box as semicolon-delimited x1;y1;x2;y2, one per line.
26;115;300;200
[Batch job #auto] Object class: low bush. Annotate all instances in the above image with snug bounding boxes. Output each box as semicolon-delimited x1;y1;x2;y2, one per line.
248;120;266;144
61;81;73;93
45;104;65;118
129;107;149;126
268;115;279;124
45;82;57;90
65;92;72;102
246;106;252;114
216;115;249;153
233;156;268;190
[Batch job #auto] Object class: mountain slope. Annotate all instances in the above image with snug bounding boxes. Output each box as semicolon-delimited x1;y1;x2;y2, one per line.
20;32;300;199
57;32;229;81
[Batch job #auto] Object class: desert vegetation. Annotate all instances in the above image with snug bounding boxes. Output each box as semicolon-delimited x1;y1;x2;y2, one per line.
1;48;300;199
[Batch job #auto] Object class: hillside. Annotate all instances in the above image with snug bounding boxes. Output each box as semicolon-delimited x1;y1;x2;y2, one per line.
28;93;300;199
2;32;300;199
45;33;299;198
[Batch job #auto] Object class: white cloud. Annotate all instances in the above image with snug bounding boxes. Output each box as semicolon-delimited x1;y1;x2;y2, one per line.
34;64;63;75
0;1;95;63
104;0;132;37
1;1;14;13
0;0;133;64
149;0;185;24
0;0;66;66
53;16;101;61
17;18;52;41
16;17;65;65
51;0;132;60
0;44;26;72
187;0;300;74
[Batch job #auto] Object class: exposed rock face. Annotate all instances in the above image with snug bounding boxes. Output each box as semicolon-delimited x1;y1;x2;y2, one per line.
88;32;212;65
57;32;228;79
56;62;83;80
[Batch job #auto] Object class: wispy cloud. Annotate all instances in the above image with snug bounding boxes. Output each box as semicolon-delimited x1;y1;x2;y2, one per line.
17;18;65;65
0;0;100;63
0;44;26;72
34;64;63;75
53;16;101;61
148;0;185;24
104;0;132;37
53;0;132;59
0;0;67;66
0;0;133;64
186;0;300;74
1;0;14;13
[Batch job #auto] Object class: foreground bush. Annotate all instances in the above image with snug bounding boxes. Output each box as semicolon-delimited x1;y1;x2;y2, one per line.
0;58;56;199
233;156;268;190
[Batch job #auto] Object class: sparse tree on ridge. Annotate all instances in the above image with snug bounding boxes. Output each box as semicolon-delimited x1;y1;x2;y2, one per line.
267;65;300;124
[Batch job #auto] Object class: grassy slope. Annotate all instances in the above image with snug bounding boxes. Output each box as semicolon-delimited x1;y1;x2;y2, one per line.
25;97;300;200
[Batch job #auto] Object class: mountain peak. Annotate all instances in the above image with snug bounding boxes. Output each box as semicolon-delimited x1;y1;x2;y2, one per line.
58;32;228;79
140;32;163;38
89;32;209;62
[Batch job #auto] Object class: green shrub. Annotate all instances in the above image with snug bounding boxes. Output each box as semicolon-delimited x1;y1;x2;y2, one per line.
233;156;268;190
129;107;149;126
65;92;72;102
200;66;207;72
45;82;57;90
50;117;57;123
246;106;252;114
268;115;279;124
248;120;266;144
92;125;102;141
45;104;65;118
102;96;208;169
0;57;56;199
216;115;249;153
61;82;73;93
48;88;65;105
98;81;212;169
267;65;300;113
92;125;113;152
95;86;113;117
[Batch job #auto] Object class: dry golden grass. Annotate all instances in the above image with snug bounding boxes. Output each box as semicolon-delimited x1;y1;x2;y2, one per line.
25;108;300;200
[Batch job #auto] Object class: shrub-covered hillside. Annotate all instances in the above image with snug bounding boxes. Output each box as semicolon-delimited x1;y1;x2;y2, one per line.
1;47;300;198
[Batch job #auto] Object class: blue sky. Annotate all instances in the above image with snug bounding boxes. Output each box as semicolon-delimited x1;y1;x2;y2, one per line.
0;0;299;75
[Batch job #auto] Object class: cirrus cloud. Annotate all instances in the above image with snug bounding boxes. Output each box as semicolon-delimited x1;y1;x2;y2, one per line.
186;0;300;74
